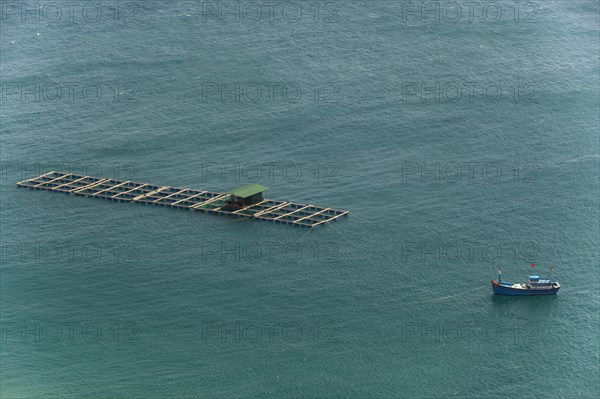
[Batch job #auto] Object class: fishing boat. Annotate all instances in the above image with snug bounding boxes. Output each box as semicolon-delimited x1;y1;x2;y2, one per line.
491;268;560;296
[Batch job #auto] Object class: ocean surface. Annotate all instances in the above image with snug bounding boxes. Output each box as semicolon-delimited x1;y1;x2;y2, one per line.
1;1;599;397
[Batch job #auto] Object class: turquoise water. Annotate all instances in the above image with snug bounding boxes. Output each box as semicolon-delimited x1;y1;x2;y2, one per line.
1;1;599;397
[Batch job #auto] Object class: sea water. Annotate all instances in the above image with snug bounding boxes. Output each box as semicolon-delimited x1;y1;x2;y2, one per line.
1;1;599;397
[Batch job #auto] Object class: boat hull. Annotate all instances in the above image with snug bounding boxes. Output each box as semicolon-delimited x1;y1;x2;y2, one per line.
491;280;560;296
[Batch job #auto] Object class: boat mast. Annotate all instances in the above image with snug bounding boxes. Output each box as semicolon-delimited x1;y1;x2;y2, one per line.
498;269;502;283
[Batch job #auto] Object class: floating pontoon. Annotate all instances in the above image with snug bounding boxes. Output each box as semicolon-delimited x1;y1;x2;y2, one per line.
16;171;349;228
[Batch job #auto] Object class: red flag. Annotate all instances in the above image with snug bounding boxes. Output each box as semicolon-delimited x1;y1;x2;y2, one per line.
530;263;536;268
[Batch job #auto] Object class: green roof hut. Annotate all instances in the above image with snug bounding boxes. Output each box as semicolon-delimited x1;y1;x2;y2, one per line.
226;183;268;208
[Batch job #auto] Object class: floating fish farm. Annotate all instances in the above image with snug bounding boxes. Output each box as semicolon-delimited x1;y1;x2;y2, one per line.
17;171;349;228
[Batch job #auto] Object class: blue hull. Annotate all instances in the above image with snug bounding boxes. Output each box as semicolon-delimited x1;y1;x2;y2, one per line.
491;281;559;296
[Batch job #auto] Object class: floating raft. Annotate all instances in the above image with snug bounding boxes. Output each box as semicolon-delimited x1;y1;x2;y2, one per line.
16;171;349;228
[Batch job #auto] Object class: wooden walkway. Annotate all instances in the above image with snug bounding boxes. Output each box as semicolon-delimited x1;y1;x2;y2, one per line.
16;172;349;228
